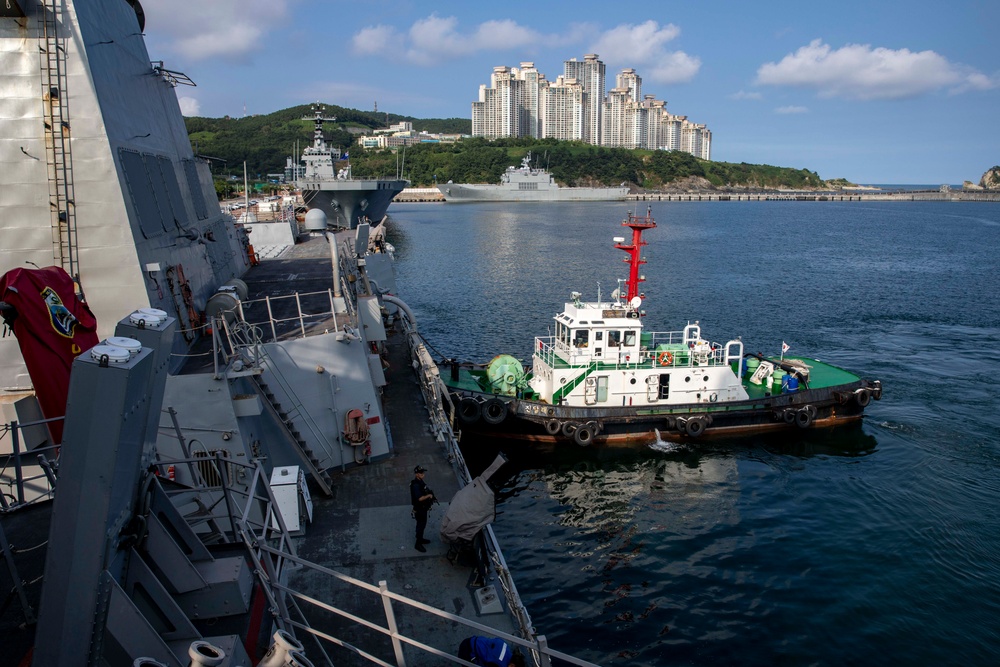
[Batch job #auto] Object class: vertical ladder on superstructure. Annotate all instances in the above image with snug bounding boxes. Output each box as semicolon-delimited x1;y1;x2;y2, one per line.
39;0;80;294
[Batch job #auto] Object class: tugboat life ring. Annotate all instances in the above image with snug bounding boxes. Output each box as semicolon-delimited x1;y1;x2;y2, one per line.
658;351;673;367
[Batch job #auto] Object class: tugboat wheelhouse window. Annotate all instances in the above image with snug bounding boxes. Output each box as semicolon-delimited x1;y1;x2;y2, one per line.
574;330;589;347
608;330;621;347
623;330;636;347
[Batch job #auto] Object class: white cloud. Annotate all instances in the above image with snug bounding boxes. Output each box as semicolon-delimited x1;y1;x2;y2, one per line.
731;90;763;100
177;96;201;116
352;25;401;57
775;105;808;114
756;39;996;100
591;21;700;84
141;0;294;61
351;14;549;66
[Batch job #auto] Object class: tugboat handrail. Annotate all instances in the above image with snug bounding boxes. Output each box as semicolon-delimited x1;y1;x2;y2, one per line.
535;332;736;370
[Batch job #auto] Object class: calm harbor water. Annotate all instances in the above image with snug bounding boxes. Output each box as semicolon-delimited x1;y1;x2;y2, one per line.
386;200;1000;666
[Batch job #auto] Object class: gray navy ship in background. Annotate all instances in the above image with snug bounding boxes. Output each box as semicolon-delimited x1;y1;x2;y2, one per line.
296;104;408;229
437;152;629;202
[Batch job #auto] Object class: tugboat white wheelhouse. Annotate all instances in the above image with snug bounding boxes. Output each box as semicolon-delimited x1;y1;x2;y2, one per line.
443;208;882;446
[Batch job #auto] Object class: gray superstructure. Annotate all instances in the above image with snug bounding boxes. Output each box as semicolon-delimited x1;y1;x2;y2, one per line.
0;0;248;390
437;152;629;202
296;104;407;228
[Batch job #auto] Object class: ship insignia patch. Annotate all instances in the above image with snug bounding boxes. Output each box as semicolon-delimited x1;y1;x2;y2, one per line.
41;286;79;338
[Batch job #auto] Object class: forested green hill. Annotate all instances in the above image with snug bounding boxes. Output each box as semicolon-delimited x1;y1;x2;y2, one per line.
185;105;830;190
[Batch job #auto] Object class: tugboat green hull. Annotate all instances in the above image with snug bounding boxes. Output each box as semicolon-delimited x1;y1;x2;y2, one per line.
445;358;881;447
440;208;882;448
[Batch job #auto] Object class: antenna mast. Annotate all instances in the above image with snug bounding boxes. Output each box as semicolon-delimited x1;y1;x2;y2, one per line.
614;206;656;302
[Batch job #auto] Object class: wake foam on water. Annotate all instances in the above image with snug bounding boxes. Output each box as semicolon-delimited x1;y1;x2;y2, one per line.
647;428;684;454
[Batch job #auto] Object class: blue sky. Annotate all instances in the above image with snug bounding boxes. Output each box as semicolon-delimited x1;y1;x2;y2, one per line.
141;0;999;184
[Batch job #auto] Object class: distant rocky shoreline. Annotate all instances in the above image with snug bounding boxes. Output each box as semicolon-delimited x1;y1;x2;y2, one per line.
964;165;1000;190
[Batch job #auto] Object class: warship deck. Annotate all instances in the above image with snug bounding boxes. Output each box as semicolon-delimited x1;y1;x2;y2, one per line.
239;233;518;665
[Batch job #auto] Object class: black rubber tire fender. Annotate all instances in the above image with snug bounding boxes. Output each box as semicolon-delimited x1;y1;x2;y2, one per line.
783;409;797;424
685;416;707;438
482;398;508;425
855;389;871;407
574;424;595;446
544;419;562;435
561;421;578;437
795;408;815;428
457;397;482;423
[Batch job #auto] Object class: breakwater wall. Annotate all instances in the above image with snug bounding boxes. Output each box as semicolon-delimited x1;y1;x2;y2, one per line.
393;188;1000;204
628;190;1000;203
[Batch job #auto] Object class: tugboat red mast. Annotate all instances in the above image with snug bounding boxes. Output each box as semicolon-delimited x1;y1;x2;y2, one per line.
614;207;657;302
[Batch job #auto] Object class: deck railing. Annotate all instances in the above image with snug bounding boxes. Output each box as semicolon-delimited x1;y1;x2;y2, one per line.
534;333;734;373
153;449;600;667
0;418;60;512
403;323;601;666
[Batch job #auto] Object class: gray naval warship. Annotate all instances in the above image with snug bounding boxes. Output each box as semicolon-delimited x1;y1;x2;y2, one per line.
437;152;629;203
296;105;408;230
0;1;600;665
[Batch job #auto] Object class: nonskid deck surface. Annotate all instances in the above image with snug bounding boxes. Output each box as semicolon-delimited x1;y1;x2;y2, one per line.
741;357;862;399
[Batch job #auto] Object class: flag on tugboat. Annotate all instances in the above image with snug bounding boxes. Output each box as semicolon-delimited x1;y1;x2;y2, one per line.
781;341;790;359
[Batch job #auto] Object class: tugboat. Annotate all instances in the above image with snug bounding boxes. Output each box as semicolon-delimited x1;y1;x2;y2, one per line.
443;208;882;446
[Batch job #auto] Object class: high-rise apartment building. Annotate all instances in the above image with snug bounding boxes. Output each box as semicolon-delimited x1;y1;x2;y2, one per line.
616;69;642;103
642;96;667;151
564;54;605;145
681;121;712;160
517;62;546;139
660;113;685;151
543;76;586;141
470;57;711;160
602;87;630;148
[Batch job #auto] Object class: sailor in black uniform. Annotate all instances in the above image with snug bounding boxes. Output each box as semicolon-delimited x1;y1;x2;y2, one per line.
410;465;435;552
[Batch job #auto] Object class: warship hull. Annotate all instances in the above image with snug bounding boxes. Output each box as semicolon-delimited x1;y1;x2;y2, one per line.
300;178;407;228
437;183;629;202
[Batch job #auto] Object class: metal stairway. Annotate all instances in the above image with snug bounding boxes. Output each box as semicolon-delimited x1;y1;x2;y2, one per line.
39;0;80;293
255;377;334;496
